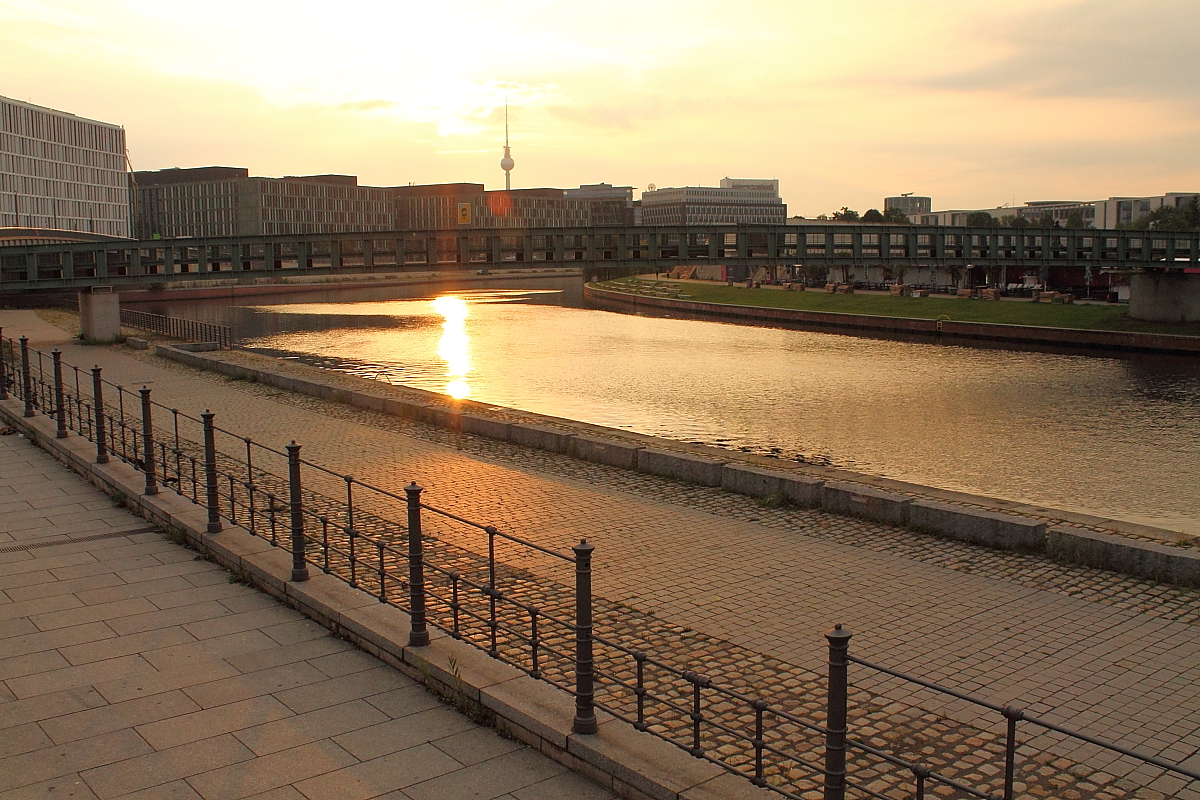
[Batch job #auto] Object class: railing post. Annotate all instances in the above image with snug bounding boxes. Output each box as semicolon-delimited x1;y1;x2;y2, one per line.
287;441;308;582
823;624;852;800
0;329;8;401
1001;705;1024;800
404;482;429;646
572;539;598;735
202;410;221;533
19;336;34;417
52;350;67;438
91;368;108;464
138;386;158;495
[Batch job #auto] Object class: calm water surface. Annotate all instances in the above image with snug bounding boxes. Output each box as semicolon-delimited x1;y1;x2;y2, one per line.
148;278;1200;535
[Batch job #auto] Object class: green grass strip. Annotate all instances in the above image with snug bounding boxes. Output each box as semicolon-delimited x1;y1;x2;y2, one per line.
599;281;1200;337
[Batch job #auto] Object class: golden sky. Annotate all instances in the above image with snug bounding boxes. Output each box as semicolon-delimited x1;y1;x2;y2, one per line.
3;0;1197;216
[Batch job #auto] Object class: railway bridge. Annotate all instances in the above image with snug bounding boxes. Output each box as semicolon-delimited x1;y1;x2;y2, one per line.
1;224;1197;297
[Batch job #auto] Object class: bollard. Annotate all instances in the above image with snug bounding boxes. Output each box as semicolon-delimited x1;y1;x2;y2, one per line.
91;368;108;464
823;625;852;800
20;337;33;417
52;350;67;438
202;411;221;533
138;386;158;495
286;441;308;581
572;539;598;735
404;482;429;646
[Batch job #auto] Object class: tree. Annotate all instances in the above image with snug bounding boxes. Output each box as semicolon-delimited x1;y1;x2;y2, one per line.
882;206;911;224
862;208;885;223
1029;212;1056;228
1065;210;1087;229
832;207;860;222
965;211;999;227
1131;195;1200;231
1001;215;1029;228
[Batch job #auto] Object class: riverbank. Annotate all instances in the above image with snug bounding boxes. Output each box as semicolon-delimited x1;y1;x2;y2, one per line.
145;337;1200;588
31;267;582;305
586;281;1200;356
8;309;1198;800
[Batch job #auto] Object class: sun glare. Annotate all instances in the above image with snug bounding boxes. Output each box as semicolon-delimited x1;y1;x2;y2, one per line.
432;295;471;399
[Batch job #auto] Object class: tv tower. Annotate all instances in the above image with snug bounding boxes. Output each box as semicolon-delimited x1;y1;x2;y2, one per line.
500;104;514;191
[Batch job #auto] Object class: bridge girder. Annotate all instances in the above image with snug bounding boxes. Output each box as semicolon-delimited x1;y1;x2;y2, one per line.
1;224;1197;292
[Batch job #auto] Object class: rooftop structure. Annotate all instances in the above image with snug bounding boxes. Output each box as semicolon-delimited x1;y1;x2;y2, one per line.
1;95;131;238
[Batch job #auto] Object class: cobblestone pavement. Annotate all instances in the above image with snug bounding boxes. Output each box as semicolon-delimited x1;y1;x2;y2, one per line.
0;423;614;800
9;310;1200;799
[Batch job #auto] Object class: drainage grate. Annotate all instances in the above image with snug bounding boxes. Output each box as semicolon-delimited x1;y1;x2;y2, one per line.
0;527;159;554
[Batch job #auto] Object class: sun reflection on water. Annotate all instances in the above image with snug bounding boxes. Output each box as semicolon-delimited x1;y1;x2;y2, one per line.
431;295;470;399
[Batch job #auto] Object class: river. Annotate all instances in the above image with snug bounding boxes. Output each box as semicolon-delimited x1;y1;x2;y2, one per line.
137;276;1200;536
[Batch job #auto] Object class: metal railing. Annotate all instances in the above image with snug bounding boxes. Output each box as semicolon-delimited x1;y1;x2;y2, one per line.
118;308;233;348
1;328;1197;800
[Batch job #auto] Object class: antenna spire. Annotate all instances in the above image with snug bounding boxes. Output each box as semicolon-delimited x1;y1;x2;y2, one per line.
500;102;515;191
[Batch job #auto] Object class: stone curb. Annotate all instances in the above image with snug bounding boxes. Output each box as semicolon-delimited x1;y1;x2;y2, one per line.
153;344;1200;588
0;397;771;800
1047;525;1200;587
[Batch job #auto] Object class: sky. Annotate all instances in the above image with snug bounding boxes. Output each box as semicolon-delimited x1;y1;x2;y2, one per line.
2;0;1198;217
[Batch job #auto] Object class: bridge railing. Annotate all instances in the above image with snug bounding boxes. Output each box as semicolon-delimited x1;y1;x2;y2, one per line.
1;331;1198;800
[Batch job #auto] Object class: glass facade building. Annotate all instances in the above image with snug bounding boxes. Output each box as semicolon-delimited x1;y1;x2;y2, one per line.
0;95;130;238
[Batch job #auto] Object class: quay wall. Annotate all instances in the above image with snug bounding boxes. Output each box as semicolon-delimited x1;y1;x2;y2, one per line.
158;343;1200;589
583;284;1200;356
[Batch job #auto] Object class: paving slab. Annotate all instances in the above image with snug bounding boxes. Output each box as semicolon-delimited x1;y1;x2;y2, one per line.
0;425;613;800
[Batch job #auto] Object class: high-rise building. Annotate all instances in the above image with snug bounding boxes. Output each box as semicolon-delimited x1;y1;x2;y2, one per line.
390;184;589;230
884;195;931;215
639;178;786;225
1;95;131;238
133;167;392;238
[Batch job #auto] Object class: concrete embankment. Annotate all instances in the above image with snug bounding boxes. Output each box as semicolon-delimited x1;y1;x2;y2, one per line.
584;284;1200;356
112;267;583;303
159;342;1200;589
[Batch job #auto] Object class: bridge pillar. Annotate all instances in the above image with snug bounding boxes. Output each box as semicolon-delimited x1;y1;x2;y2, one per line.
1129;271;1200;322
79;288;121;342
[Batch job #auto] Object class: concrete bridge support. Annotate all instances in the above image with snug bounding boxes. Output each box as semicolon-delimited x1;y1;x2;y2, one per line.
1129;271;1200;322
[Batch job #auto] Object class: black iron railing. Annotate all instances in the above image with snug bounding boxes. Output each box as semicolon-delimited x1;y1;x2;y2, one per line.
118;308;233;348
1;328;1197;800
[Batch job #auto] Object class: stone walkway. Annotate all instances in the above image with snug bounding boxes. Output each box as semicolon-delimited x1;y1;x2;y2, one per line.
6;310;1200;798
0;426;613;800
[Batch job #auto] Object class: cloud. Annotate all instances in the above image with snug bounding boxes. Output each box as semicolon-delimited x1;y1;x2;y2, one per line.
922;0;1200;103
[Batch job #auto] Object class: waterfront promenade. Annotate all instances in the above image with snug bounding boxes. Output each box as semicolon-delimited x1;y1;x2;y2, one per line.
0;412;613;799
4;310;1200;797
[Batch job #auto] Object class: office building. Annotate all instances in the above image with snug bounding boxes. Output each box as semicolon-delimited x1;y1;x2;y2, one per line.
390;184;589;230
1;95;131;238
912;200;1096;227
639;178;786;226
884;195;931;215
133;167;392;238
1092;193;1200;228
564;183;638;225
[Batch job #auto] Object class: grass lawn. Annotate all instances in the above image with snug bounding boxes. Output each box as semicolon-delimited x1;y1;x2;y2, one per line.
603;281;1200;337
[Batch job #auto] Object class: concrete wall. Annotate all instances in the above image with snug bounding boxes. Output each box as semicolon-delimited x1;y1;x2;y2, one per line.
1129;272;1200;323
